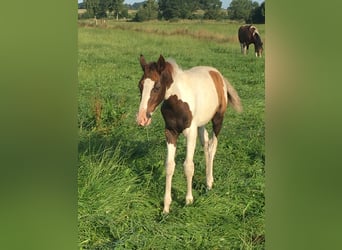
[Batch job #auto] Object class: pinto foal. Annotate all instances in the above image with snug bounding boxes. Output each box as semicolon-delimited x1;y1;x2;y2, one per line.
136;55;242;213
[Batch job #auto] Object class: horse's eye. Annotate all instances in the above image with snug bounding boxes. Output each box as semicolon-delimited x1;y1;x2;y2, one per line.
153;82;161;92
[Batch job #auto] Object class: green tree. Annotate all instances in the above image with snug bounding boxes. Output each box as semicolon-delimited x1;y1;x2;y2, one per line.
200;0;223;20
108;0;125;20
97;0;108;18
159;0;181;20
228;0;253;22
251;1;265;23
85;0;100;17
158;0;199;20
179;0;199;19
85;0;125;19
134;0;159;21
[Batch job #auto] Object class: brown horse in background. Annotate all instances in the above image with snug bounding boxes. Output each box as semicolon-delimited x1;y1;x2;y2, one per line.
238;25;263;57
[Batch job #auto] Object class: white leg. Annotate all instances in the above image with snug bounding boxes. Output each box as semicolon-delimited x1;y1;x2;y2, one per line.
199;127;210;186
240;43;244;54
163;143;176;214
183;127;197;205
207;133;218;189
241;43;248;55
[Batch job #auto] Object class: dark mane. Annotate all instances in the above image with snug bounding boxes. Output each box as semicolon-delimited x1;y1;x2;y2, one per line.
162;62;174;88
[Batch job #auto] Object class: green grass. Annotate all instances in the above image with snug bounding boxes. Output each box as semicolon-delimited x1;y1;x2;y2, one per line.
78;20;265;249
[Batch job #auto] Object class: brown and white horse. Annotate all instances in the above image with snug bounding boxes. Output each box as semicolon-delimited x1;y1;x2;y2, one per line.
136;55;242;213
238;25;263;57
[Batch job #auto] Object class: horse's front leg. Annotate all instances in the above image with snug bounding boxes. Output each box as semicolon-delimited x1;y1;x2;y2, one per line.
163;129;178;214
240;43;245;54
241;43;248;55
183;126;197;205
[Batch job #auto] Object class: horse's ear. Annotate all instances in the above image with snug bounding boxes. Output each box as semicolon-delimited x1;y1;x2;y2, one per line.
140;55;147;71
157;54;166;72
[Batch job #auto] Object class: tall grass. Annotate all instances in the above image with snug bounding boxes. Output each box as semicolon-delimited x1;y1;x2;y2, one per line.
78;20;265;249
78;19;265;45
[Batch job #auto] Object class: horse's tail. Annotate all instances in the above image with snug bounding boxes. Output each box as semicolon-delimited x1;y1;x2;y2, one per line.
224;78;243;113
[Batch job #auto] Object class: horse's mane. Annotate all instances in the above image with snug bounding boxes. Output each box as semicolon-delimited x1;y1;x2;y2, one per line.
254;32;263;46
166;58;182;76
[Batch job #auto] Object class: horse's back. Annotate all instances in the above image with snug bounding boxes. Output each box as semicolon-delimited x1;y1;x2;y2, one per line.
238;25;252;44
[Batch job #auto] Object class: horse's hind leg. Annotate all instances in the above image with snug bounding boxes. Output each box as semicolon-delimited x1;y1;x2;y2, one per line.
207;134;218;189
199;125;218;190
199;126;211;189
206;113;224;189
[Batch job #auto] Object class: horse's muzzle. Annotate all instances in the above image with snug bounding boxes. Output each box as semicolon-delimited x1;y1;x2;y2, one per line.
136;109;152;126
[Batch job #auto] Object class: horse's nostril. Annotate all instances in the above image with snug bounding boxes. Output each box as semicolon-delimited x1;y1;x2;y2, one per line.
146;113;152;118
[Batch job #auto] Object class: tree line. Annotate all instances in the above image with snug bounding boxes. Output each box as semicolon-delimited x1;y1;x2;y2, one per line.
79;0;265;23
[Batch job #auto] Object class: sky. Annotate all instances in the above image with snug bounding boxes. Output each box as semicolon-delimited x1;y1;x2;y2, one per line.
78;0;264;9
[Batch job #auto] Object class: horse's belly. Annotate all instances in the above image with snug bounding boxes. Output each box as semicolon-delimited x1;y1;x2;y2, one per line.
192;92;219;127
195;109;217;127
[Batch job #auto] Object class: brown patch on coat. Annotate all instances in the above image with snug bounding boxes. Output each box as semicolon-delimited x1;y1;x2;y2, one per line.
165;129;179;145
209;71;227;115
211;112;224;136
161;95;193;145
209;70;228;137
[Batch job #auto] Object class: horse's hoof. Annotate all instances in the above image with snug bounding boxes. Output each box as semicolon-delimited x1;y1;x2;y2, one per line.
163;205;170;214
185;196;193;205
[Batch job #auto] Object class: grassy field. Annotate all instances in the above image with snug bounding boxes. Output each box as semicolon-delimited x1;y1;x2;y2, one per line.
78;20;265;249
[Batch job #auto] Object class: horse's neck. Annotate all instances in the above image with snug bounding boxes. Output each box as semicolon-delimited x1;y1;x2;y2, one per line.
164;73;183;100
165;82;178;100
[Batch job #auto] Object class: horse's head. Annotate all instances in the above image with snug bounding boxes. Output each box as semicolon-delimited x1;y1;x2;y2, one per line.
248;26;263;57
136;54;173;126
253;32;263;57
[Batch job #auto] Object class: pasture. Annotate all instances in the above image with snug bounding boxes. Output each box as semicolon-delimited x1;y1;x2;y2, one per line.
78;20;265;249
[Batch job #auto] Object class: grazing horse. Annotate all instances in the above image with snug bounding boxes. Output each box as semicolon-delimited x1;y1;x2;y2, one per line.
136;55;242;213
238;25;263;57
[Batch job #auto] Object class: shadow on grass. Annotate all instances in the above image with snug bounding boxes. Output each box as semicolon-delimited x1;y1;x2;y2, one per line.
78;128;167;187
79;129;151;160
